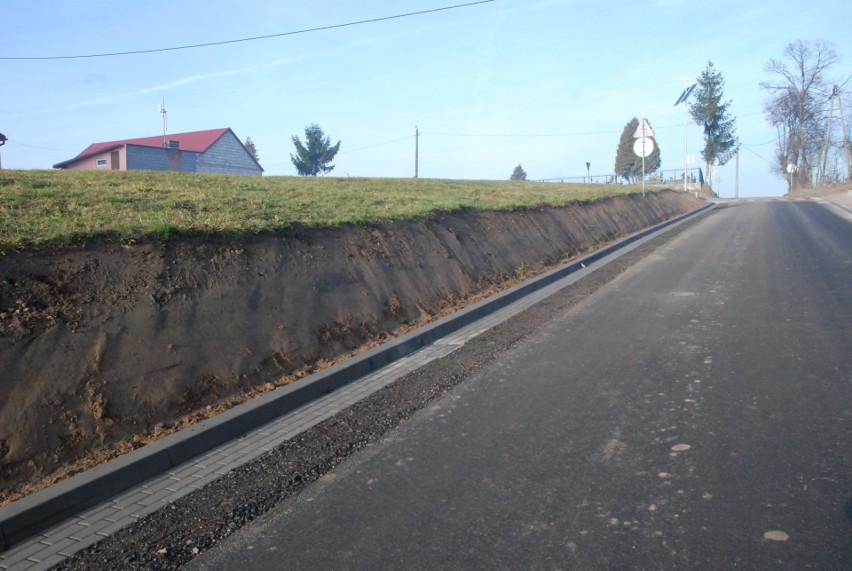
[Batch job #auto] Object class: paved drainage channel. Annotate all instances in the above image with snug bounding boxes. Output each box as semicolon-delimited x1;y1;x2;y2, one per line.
0;204;712;570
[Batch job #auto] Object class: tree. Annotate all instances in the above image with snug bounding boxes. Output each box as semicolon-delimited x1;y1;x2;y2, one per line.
290;124;341;176
761;40;840;191
510;164;527;180
614;117;660;183
690;62;737;192
244;137;259;163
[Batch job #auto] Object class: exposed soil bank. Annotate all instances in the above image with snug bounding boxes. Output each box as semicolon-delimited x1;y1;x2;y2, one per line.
0;190;702;504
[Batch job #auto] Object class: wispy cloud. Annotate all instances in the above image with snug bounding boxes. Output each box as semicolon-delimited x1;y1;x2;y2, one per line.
2;40;372;120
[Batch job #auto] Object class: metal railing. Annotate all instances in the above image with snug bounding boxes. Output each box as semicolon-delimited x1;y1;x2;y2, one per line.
534;167;703;186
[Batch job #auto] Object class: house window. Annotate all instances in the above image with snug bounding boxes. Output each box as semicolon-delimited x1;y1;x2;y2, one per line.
96;159;108;168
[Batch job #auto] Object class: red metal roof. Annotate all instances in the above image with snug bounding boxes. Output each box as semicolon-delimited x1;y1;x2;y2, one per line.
76;128;230;157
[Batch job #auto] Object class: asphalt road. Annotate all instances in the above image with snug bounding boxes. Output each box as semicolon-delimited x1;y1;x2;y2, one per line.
189;201;851;570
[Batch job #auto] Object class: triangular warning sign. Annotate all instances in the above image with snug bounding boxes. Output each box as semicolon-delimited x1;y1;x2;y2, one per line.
633;119;654;139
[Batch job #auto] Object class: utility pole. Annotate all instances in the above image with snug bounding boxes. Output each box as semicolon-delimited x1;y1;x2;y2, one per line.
836;89;852;182
159;99;168;147
681;77;690;192
414;125;419;179
735;137;740;199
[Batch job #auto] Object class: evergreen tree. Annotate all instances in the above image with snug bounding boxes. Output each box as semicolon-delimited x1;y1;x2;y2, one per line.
690;62;737;190
510;164;528;180
614;117;660;183
290;124;341;176
244;137;259;163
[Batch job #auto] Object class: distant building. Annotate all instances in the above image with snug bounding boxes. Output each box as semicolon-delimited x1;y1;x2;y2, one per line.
53;128;263;176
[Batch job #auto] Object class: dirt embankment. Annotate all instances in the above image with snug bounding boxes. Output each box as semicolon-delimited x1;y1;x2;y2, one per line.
0;191;703;504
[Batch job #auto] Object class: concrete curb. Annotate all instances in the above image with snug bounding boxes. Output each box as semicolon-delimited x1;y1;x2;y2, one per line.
0;201;714;550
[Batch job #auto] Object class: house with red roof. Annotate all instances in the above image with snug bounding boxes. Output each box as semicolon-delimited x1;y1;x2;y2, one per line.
53;128;263;176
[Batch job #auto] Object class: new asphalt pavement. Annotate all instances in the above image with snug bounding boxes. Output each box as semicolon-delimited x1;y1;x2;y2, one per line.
189;199;851;569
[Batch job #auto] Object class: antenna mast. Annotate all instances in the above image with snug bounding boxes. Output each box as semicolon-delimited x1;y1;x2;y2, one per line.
159;99;168;146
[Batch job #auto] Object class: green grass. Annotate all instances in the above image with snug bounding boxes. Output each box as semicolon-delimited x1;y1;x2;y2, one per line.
0;169;659;251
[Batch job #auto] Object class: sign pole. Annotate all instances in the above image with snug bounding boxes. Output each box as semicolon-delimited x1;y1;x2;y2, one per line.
633;119;654;198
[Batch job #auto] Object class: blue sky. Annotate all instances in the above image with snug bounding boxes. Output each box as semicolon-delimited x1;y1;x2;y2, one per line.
2;0;850;197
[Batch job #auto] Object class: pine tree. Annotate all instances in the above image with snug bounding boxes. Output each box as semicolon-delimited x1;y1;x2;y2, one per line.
614;118;660;183
690;62;737;190
244;137;259;163
290;124;341;176
510;164;528;180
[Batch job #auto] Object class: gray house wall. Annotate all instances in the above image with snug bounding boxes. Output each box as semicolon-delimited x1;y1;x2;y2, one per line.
197;130;263;176
126;145;198;172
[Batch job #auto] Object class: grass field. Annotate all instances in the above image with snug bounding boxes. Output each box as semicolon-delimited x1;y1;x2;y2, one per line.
0;169;656;250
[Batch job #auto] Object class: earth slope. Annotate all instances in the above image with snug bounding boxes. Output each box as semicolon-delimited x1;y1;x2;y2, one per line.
0;190;702;504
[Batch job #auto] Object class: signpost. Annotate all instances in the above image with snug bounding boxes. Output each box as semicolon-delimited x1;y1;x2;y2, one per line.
633;119;654;197
786;162;797;193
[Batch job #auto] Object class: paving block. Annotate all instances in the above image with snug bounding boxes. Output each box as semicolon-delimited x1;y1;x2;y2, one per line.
34;536;78;556
69;517;114;541
135;488;179;508
186;474;220;490
138;476;181;496
31;553;67;569
38;518;86;543
111;489;155;510
0;539;52;567
93;519;134;538
78;503;123;523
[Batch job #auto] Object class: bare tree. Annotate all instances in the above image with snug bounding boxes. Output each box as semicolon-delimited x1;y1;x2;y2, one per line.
761;40;840;191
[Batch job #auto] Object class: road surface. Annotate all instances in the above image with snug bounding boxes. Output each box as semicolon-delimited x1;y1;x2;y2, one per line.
189;200;851;569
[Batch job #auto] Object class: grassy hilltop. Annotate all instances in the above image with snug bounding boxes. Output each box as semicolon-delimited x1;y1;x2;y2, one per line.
0;169;654;250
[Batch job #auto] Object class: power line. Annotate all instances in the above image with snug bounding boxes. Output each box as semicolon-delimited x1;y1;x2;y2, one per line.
339;136;413;155
423;129;621;138
740;144;774;166
742;136;779;147
264;135;414;167
423;120;697;138
5;140;78;152
1;1;495;61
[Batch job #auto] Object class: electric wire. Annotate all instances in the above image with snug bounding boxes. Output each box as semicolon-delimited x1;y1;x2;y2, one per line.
0;1;495;61
339;135;413;154
264;135;414;167
4;140;78;152
740;144;774;165
423;129;620;137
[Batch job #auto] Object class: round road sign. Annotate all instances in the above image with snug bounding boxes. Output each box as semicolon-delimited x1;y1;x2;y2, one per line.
633;137;654;158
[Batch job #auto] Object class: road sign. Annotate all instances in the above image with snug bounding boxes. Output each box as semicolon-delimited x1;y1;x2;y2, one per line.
633;137;654;158
633;119;654;139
